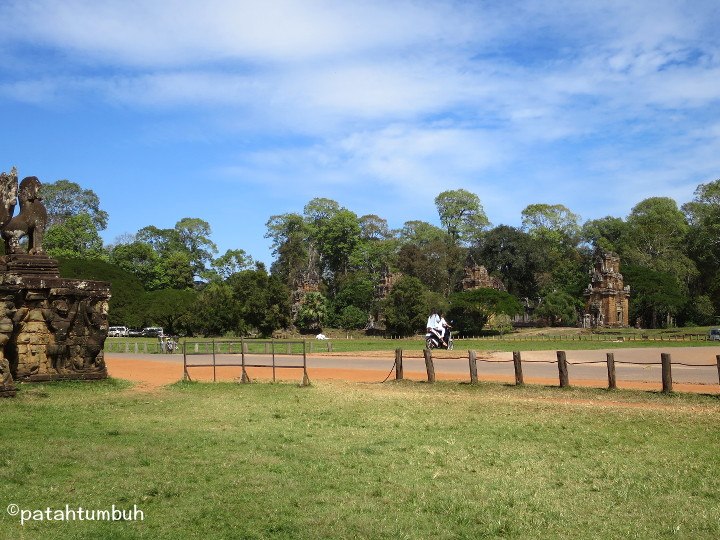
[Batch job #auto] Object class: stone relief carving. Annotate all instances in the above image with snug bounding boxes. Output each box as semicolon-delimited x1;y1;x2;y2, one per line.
0;294;17;396
0;169;110;392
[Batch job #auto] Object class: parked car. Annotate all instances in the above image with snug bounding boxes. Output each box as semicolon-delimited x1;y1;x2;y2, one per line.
127;329;144;337
142;327;164;338
108;326;128;337
708;328;720;341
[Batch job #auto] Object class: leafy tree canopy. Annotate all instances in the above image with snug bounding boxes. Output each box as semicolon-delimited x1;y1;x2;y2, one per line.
44;213;105;260
447;288;522;335
56;256;145;327
521;202;581;256
295;291;328;332
535;290;580;327
624;264;686;328
41;179;108;230
434;189;489;244
383;276;430;337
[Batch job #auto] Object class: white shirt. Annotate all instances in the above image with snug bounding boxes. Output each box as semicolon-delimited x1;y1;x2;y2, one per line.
426;313;440;330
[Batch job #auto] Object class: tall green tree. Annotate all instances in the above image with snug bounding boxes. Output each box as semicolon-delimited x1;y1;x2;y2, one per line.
434;189;489;244
382;276;430;337
581;216;628;253
191;282;238;336
295;292;328;332
136;218;217;280
228;265;291;337
623;197;696;287
397;220;446;246
110;241;166;290
208;249;254;281
303;197;341;226
142;289;198;335
535;290;580;326
624;264;686;328
265;212;311;287
174;217;218;278
521;203;584;296
44;213;105;259
683;179;720;313
359;214;391;240
447;288;522;335
473;225;541;299
40;179;109;230
315;209;361;281
521;203;581;248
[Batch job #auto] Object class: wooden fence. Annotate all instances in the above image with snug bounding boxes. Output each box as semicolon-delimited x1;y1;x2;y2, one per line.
392;349;720;394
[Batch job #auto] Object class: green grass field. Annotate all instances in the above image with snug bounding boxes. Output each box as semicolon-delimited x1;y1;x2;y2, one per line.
1;379;719;539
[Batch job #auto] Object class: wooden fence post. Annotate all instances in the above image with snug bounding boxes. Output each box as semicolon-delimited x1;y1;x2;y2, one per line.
513;351;524;385
716;355;720;386
240;344;250;383
606;352;616;390
395;348;404;380
468;350;478;384
556;350;569;388
661;353;672;393
423;349;435;383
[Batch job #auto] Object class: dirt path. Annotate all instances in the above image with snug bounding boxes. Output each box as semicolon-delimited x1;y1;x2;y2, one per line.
106;348;720;395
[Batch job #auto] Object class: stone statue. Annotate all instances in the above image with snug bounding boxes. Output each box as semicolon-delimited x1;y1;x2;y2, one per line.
0;168;18;230
0;169;110;387
0;294;17;397
43;297;79;373
2;176;48;255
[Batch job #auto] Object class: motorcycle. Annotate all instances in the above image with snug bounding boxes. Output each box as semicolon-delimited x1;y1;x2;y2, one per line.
425;328;454;350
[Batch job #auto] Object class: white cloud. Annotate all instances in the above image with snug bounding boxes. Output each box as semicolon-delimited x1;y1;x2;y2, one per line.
0;0;488;66
1;0;719;245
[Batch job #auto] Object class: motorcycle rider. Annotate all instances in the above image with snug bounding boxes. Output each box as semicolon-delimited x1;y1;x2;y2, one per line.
438;312;452;346
426;309;445;346
427;309;449;348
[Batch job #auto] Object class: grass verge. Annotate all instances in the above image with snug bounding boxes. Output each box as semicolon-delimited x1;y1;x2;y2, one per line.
2;379;718;539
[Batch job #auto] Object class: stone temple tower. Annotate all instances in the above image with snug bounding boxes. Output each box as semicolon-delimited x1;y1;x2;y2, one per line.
583;252;630;328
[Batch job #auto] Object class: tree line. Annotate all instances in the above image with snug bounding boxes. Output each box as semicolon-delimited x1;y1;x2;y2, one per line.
32;178;720;336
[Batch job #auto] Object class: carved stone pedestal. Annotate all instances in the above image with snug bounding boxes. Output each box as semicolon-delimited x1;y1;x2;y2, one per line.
0;358;17;397
0;254;111;382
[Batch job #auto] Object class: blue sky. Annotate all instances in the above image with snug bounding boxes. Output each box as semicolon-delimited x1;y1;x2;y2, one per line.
1;0;719;265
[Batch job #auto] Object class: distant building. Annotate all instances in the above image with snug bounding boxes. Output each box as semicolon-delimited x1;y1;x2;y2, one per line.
461;264;506;291
583;252;630;327
375;270;402;299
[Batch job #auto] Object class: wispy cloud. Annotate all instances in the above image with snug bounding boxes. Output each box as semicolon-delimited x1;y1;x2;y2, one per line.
0;0;718;258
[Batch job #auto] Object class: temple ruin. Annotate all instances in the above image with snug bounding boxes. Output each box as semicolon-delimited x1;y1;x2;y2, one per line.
375;269;403;299
461;264;506;292
0;169;110;396
583;251;630;328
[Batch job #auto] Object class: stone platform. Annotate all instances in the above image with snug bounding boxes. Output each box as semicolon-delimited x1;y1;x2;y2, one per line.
0;254;111;384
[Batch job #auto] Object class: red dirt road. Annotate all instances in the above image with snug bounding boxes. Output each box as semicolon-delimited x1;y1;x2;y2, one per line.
106;347;720;394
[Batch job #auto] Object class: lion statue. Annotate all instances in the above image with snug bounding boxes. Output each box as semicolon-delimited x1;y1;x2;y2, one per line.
1;175;48;255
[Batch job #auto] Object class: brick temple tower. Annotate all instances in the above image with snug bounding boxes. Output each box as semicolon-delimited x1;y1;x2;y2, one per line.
583;252;630;327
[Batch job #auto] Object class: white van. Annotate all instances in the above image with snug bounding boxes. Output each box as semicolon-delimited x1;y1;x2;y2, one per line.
108;326;128;337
